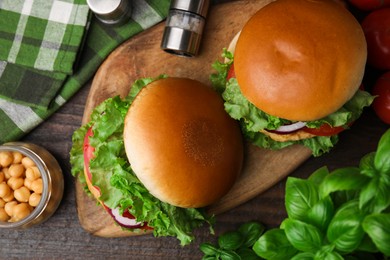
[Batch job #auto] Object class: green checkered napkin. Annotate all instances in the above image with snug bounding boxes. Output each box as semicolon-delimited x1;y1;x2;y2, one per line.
0;0;170;143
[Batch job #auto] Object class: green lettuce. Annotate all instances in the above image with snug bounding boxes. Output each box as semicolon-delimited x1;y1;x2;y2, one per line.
70;76;214;246
210;49;375;156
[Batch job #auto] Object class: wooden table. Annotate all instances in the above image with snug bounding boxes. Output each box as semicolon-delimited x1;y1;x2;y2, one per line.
0;0;388;258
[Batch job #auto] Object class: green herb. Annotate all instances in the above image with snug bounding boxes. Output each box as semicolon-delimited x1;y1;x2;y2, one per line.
200;221;265;259
200;129;390;259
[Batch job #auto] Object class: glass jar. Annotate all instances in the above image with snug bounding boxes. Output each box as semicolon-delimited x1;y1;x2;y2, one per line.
0;142;64;229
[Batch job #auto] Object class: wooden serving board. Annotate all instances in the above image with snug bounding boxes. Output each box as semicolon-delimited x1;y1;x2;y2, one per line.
75;0;312;237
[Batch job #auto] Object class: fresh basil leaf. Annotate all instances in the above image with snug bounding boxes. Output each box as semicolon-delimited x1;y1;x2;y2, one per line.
253;228;298;260
202;256;216;260
286;177;319;221
332;189;360;209
200;243;219;256
362;213;390;256
306;196;334;232
327;200;365;254
314;251;343;260
236;247;262;260
308;166;329;187
356;234;379;253
285;177;333;231
282;218;323;253
359;152;377;178
219;250;241;260
238;221;265;247
374;129;390;174
373;179;390;212
358;178;378;212
319;167;369;199
359;177;390;213
291;252;315;260
218;231;244;250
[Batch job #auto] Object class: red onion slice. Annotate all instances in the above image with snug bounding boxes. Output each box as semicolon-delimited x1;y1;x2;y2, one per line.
274;121;307;133
109;207;144;228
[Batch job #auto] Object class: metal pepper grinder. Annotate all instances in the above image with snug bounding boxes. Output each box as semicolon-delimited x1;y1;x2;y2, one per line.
87;0;132;26
161;0;210;57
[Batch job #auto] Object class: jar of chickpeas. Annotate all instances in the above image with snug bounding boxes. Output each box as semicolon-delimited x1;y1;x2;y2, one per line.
0;142;63;229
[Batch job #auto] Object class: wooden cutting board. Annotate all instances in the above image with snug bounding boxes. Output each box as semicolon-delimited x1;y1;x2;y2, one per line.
75;0;312;237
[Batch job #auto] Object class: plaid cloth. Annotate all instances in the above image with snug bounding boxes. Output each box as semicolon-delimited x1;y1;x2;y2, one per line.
0;0;89;74
0;0;170;143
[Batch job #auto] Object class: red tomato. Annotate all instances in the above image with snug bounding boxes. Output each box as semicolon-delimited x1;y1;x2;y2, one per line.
83;127;95;183
348;0;390;10
83;127;151;229
372;71;390;124
361;8;390;70
227;63;236;80
303;124;347;136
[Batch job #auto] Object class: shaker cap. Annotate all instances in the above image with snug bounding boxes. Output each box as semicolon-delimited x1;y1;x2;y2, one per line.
170;0;210;17
87;0;131;25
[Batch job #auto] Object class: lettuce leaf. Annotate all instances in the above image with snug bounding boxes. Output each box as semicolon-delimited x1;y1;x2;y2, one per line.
210;49;375;157
70;75;214;246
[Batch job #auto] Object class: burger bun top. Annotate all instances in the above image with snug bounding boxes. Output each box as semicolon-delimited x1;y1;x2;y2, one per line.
123;77;244;208
234;0;367;121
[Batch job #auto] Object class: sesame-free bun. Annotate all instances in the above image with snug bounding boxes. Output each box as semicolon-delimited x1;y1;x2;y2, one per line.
123;78;244;208
234;0;367;121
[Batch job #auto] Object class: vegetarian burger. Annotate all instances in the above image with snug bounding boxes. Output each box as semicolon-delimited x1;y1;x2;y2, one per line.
211;0;375;156
70;77;244;245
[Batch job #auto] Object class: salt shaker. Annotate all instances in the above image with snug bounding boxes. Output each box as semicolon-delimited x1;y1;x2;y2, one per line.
161;0;210;57
87;0;132;26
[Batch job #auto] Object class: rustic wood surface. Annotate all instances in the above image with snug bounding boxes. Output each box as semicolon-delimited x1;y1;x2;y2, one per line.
76;0;313;238
0;0;388;259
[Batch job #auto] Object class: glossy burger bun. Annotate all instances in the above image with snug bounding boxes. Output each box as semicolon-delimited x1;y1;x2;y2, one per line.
123;77;244;208
233;0;367;121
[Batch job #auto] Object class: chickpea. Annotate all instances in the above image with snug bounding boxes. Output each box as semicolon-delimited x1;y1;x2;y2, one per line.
11;203;31;222
26;166;41;180
29;193;41;207
7;177;24;190
12;152;23;164
24;178;33;190
0;182;11;198
2;192;14;202
4;201;17;216
0;207;9;222
0;151;13;168
21;156;35;168
14;186;31;203
3;167;10;180
31;178;43;194
9;164;25;178
0;152;47;223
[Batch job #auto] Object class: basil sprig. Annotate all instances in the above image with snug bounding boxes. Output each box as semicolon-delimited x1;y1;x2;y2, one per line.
200;129;390;259
200;222;265;260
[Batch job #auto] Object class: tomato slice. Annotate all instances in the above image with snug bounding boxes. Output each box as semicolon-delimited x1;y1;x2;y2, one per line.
227;63;236;80
83;127;95;181
82;127;151;230
302;124;347;136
